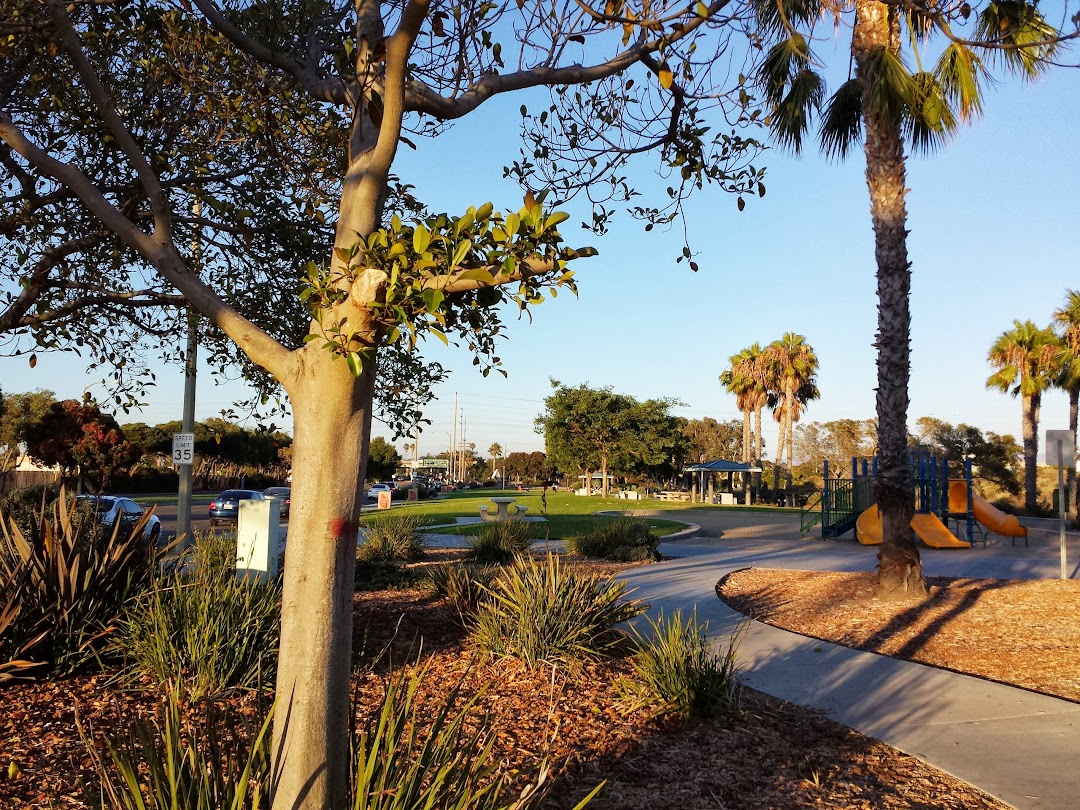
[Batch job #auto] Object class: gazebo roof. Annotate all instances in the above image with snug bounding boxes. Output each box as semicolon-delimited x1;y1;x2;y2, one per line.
681;460;762;473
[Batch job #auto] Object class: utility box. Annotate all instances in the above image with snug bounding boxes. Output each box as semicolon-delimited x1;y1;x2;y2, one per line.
236;499;281;582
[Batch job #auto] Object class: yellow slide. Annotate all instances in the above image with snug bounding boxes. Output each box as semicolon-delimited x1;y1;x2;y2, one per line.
855;505;883;545
910;512;970;548
855;506;970;548
948;480;1027;539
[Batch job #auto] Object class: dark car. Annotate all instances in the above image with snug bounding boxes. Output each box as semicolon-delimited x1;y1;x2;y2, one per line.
262;486;291;518
209;489;266;527
76;495;162;544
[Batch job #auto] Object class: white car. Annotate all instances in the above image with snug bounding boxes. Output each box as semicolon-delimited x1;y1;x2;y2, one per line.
366;483;392;502
77;495;162;544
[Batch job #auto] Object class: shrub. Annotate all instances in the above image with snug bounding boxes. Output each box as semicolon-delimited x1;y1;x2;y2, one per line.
469;554;645;669
0;570;40;683
354;559;426;592
466;520;534;564
616;609;743;720
113;532;281;699
427;564;498;623
358;513;426;561
0;488;159;675
567;517;660;562
80;684;273;810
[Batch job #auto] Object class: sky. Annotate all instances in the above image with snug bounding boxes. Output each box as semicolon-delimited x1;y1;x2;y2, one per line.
4;33;1078;469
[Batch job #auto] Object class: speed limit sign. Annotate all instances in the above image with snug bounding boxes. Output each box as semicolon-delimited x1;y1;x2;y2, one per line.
172;433;195;465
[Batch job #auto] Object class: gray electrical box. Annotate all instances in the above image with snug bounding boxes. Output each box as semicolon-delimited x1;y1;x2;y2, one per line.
236;499;281;582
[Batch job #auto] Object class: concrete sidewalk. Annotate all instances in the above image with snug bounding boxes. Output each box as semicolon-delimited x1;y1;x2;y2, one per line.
615;511;1080;810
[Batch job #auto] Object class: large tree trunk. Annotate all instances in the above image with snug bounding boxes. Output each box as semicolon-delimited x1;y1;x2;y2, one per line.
742;408;751;463
272;348;376;809
601;454;609;498
854;1;925;599
1022;393;1041;512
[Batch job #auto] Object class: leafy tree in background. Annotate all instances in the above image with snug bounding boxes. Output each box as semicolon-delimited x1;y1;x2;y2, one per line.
1052;290;1080;515
1;4;769;800
986;320;1062;512
366;437;401;482
914;416;1021;497
22;399;139;491
751;0;1070;596
794;418;877;477
683;417;742;463
0;389;56;468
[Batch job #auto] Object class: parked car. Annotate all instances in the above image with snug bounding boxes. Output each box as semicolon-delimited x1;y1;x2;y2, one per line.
209;489;266;527
76;495;162;544
366;483;392;502
262;486;291;518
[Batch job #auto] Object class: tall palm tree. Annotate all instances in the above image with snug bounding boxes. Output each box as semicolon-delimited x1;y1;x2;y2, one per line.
746;342;770;466
720;348;755;463
488;442;503;478
766;333;820;493
1052;290;1080;514
986;320;1062;512
751;0;1058;596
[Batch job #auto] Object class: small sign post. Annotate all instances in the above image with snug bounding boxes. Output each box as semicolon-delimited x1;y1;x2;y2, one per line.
1046;430;1074;580
172;433;195;465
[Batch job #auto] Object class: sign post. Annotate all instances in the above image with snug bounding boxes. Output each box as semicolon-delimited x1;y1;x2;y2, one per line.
1046;430;1074;580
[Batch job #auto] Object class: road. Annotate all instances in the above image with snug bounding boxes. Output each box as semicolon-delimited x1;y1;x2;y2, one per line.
150;499;289;541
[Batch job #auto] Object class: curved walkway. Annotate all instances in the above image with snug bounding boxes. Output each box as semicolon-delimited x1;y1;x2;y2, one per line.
618;509;1080;810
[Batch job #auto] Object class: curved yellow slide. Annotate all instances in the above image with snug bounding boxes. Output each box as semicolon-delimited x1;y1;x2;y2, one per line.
855;506;970;548
856;505;883;545
948;480;1027;539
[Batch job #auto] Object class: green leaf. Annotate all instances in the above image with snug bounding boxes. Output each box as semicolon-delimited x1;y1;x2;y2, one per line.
413;224;432;254
346;352;365;377
546;211;570;228
429;328;449;345
451;240;472;267
476;201;494;221
421;288;445;312
457;268;496;283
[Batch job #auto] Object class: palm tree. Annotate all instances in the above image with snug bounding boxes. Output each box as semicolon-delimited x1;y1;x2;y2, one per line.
765;334;820;497
1052;290;1080;515
720;348;755;463
986;320;1062;512
751;0;1059;596
488;442;503;478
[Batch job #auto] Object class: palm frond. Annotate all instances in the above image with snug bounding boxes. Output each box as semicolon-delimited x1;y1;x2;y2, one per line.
819;78;862;160
905;72;957;156
750;0;821;37
904;6;936;43
974;0;1058;79
757;33;814;106
770;68;824;153
934;43;992;123
860;46;916;126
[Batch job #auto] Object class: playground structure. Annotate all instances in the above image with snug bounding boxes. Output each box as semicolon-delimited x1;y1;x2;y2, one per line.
801;454;1028;548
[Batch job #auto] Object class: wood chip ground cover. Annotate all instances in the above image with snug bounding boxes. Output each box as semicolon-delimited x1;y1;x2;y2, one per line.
1;555;1026;809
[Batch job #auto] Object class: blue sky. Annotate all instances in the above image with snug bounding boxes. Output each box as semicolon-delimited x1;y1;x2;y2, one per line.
5;45;1078;467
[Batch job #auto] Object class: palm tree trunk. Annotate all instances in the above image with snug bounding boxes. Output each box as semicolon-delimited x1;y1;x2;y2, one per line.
742;409;751;463
1022;393;1041;512
854;0;925;598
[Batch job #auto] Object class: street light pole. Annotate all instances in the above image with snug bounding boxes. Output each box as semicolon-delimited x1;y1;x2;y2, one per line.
176;196;200;549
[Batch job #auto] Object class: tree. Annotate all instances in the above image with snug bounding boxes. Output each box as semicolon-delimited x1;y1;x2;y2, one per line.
794;419;877;477
1052;289;1080;515
487;442;502;478
3;3;768;806
764;332;819;487
986;320;1062;512
750;0;1067;596
719;351;754;462
0;389;57;467
366;437;401;482
684;417;743;462
914;416;1021;497
22;398;140;491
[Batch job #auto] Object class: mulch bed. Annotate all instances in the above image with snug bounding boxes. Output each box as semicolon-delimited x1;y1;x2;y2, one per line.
1;556;1017;809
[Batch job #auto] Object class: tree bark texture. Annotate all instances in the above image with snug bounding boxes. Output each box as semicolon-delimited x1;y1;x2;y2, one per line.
1068;390;1078;516
1022;393;1041;513
854;0;925;598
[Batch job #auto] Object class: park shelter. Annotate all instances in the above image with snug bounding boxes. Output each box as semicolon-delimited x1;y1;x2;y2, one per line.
681;459;762;504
